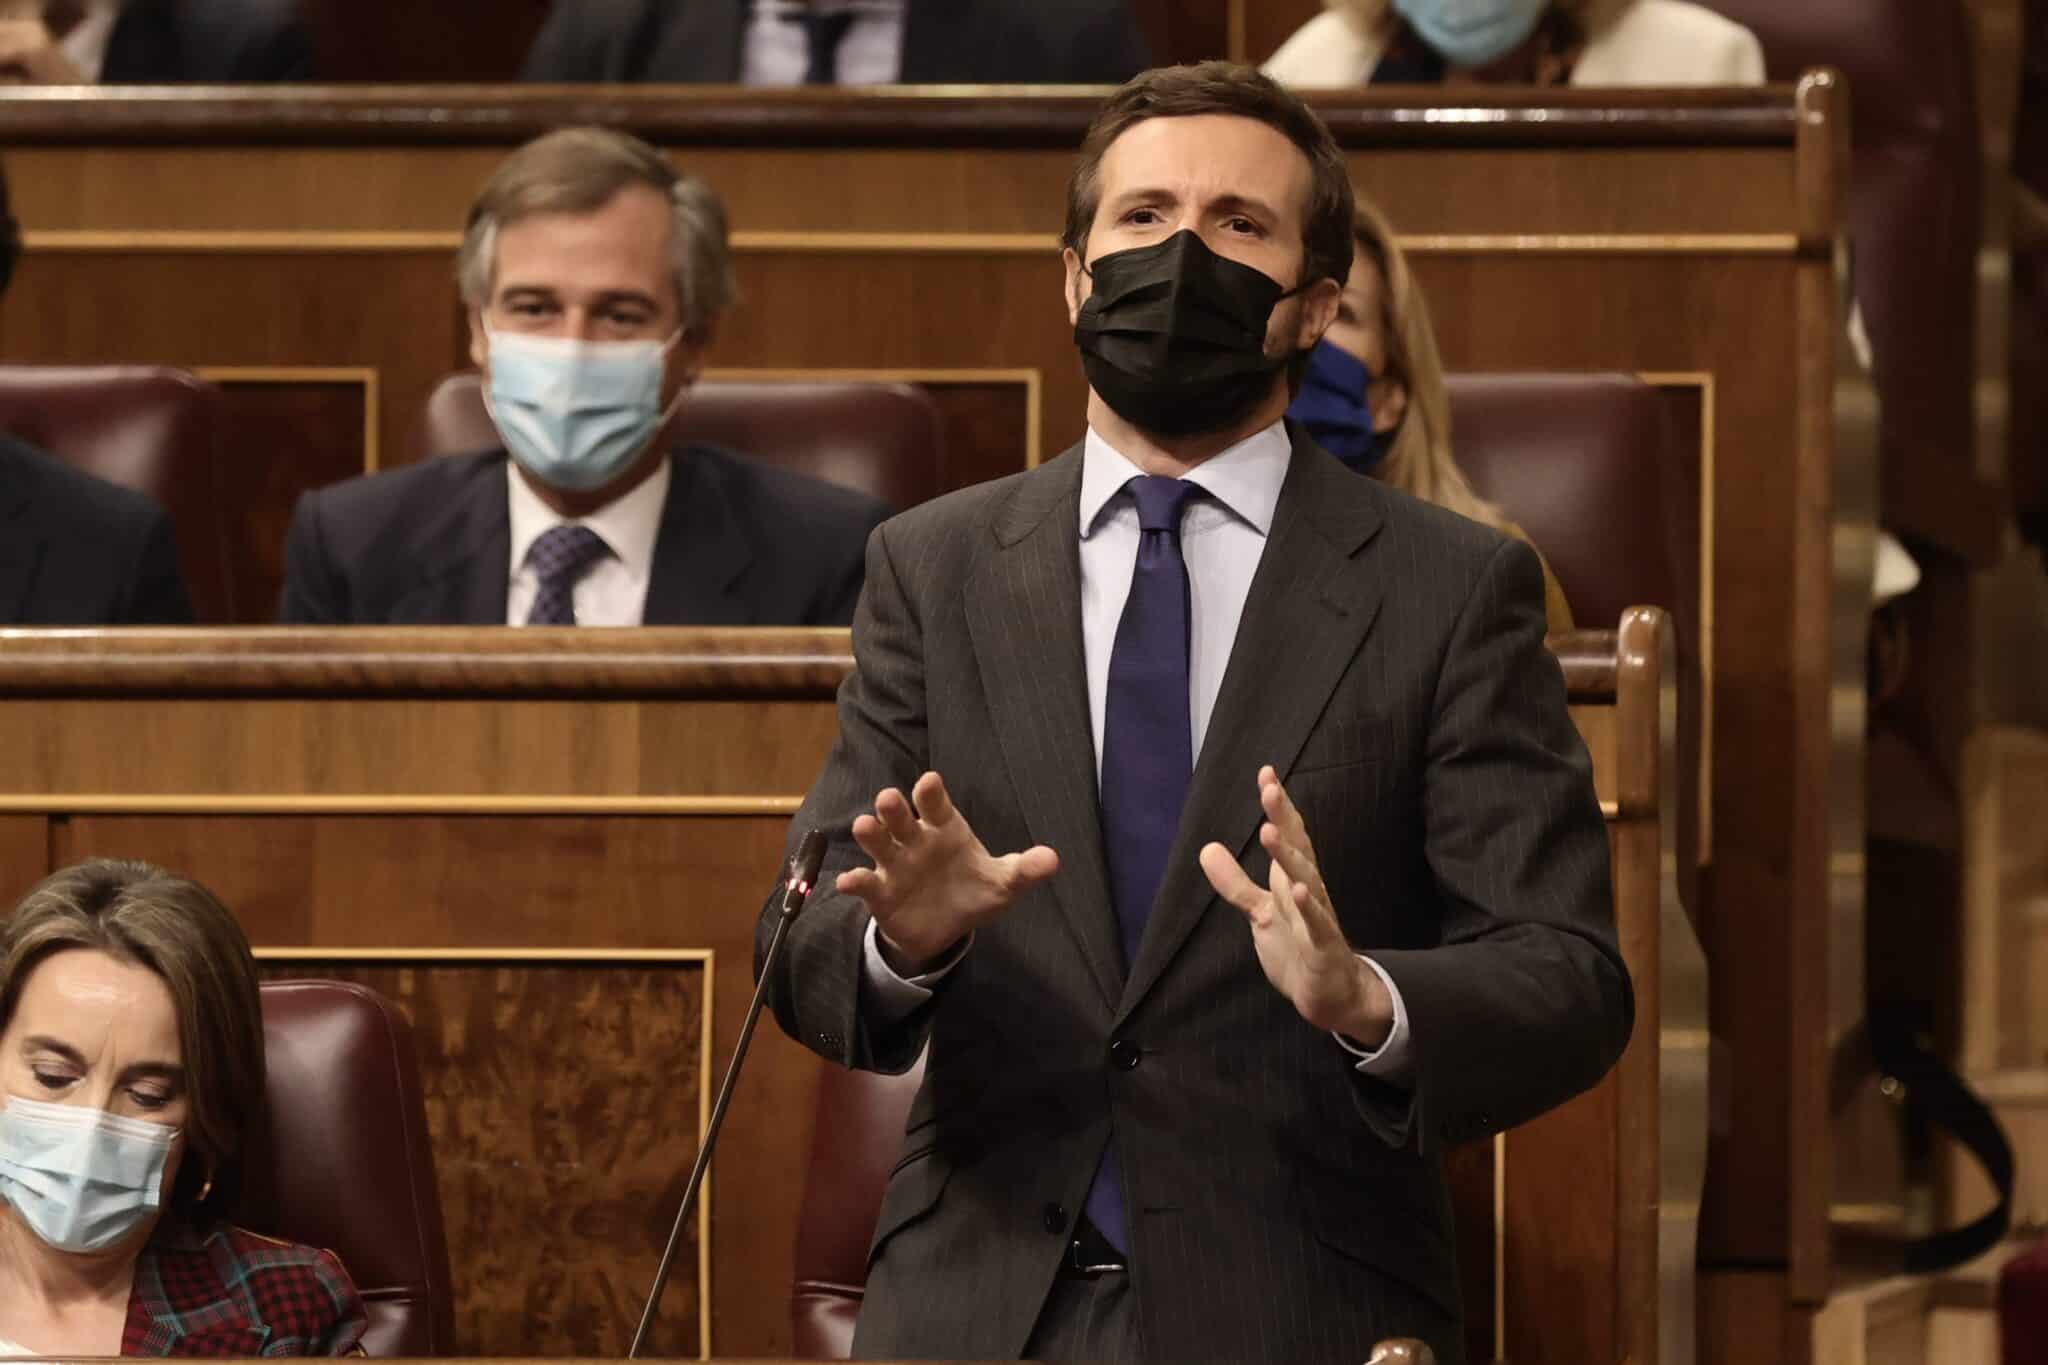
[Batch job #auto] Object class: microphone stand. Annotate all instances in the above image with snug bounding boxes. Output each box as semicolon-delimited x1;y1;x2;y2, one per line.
627;829;827;1359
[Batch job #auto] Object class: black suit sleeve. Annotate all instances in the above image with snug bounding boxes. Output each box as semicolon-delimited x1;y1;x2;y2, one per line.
1067;2;1152;82
522;0;614;81
809;498;893;626
277;491;343;624
757;520;937;1073
237;7;314;81
1367;536;1634;1151
118;509;197;625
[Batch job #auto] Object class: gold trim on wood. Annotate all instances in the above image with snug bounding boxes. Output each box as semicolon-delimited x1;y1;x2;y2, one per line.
1494;1130;1508;1361
252;945;717;1359
0;795;805;816
22;229;1803;258
1639;370;1716;863
195;365;383;472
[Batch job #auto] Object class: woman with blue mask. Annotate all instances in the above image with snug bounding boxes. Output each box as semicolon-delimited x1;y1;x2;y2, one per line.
1287;195;1576;632
0;861;366;1356
1264;0;1763;89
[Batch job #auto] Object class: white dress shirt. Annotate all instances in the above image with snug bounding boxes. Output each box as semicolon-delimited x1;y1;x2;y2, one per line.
504;458;671;627
741;0;906;87
861;421;1412;1081
57;0;121;82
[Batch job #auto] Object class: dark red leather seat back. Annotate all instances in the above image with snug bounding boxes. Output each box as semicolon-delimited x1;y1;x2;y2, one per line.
1445;371;1694;633
250;980;456;1358
789;1058;925;1359
420;372;946;509
0;365;234;621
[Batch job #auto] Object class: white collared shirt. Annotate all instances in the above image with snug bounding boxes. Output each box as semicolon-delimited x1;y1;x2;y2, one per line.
741;0;907;87
58;0;121;82
861;421;1411;1082
504;457;671;627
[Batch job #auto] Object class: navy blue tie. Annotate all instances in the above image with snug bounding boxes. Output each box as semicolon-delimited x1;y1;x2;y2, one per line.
1085;474;1201;1255
524;524;610;626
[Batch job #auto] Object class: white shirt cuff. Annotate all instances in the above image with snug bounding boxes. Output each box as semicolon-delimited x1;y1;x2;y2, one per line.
860;918;969;1019
1334;955;1412;1084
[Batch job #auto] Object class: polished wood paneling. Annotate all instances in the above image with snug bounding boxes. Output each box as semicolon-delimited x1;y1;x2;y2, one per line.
254;958;710;1357
1240;0;1324;66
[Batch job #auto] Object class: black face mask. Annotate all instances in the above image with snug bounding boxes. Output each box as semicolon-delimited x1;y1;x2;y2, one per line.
1074;229;1304;438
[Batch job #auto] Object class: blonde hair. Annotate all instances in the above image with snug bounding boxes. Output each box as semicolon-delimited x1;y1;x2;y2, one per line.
1349;195;1509;532
1324;0;1633;42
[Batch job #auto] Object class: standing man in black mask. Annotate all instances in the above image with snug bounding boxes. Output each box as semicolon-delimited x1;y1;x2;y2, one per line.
757;62;1630;1365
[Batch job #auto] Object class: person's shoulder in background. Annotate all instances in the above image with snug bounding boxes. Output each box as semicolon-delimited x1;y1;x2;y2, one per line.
519;0;646;83
1575;0;1766;86
0;433;194;625
104;0;314;83
684;444;893;626
1263;9;1381;88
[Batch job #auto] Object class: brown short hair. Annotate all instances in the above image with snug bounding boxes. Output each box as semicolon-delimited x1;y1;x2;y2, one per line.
1061;62;1355;294
457;126;737;335
0;860;266;1222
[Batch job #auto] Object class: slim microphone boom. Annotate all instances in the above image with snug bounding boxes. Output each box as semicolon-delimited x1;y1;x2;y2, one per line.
627;829;828;1358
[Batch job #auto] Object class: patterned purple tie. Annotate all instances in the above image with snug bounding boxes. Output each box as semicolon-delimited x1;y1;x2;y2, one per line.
524;524;610;626
1085;474;1202;1255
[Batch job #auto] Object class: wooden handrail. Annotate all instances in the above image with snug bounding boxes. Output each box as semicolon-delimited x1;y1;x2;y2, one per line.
0;626;1621;701
0;85;1800;148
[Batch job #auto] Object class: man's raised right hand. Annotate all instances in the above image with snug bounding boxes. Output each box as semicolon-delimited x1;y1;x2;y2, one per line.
835;770;1058;974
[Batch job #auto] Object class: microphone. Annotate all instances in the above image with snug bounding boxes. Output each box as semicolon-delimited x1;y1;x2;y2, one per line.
627;829;828;1359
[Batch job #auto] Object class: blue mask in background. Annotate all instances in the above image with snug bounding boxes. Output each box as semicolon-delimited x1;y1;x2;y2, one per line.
1290;340;1389;475
484;329;684;493
1392;0;1549;68
0;1096;178;1254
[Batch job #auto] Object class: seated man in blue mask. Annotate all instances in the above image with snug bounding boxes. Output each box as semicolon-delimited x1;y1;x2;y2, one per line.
278;127;889;627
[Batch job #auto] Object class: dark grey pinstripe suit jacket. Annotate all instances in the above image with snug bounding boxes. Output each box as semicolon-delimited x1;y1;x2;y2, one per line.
757;425;1633;1363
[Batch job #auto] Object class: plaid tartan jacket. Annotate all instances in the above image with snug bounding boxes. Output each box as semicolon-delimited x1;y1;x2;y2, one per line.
120;1222;368;1357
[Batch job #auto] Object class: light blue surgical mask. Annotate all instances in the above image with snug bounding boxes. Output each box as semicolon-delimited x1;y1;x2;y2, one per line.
483;328;685;494
1392;0;1549;68
0;1096;179;1254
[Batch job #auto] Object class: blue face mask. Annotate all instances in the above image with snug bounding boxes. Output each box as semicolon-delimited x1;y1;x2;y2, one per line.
1289;340;1390;475
0;1096;179;1254
483;328;685;494
1392;0;1549;68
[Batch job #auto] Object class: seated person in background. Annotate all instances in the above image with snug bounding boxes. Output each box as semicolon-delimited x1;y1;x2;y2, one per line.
0;859;366;1355
280;127;889;627
522;0;1150;86
1265;0;1762;87
0;0;311;84
1288;194;1574;630
0;160;194;625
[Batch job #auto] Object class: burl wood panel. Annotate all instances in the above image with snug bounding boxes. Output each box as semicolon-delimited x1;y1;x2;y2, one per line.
51;813;823;1358
255;959;709;1357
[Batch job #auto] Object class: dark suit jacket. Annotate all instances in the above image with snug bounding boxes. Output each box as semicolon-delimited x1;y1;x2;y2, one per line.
102;0;313;84
521;0;1150;84
277;445;889;626
758;426;1632;1364
0;434;194;625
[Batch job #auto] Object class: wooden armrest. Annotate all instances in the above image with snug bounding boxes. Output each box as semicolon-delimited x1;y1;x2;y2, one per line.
1366;1339;1437;1364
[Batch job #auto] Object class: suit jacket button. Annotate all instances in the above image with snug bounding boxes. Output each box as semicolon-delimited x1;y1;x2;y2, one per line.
1109;1039;1141;1071
1043;1203;1068;1235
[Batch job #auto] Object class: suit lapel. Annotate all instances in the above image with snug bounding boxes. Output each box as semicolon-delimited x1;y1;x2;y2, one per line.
1117;431;1385;1023
964;449;1123;1012
644;449;753;625
389;461;511;625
